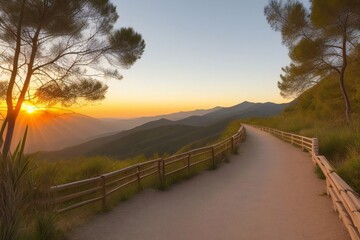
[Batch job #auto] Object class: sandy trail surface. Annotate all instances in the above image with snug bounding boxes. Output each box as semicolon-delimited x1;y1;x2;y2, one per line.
70;125;350;240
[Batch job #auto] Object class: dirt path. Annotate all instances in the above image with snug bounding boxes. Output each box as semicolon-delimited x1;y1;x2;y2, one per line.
70;126;350;240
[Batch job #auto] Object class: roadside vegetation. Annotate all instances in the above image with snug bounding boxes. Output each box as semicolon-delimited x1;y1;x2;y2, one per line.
33;155;148;185
244;74;360;194
176;120;242;154
7;120;241;239
256;0;360;194
33;120;243;186
33;120;242;186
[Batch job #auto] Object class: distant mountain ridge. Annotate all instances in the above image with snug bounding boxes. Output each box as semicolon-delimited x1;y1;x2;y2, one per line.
10;106;220;153
203;101;256;119
99;106;221;131
175;101;292;127
38;101;291;160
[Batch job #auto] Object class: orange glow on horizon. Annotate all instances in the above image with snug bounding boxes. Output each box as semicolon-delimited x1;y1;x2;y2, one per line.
20;103;51;115
72;101;215;118
72;98;282;118
1;95;288;119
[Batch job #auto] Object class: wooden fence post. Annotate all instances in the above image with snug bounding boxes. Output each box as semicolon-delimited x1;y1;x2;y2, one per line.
158;159;164;186
231;137;235;153
100;175;106;210
301;137;304;151
187;153;191;173
162;158;166;184
157;159;161;182
211;146;215;168
136;165;141;189
312;138;319;155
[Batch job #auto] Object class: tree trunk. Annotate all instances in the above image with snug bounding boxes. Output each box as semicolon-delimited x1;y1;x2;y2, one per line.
339;73;352;123
339;24;351;123
0;117;8;150
2;113;17;161
1;0;26;161
1;2;42;161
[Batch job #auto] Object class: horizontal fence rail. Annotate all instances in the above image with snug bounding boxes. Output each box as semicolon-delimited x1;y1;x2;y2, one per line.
254;125;360;240
51;126;246;213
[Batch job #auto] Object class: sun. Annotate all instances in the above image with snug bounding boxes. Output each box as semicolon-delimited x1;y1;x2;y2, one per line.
27;106;36;114
22;104;38;114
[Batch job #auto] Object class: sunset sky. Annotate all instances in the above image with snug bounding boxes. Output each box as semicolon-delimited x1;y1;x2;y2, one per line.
73;0;293;118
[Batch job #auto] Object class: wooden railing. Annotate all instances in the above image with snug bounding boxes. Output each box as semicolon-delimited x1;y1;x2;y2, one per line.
51;126;246;213
255;125;360;240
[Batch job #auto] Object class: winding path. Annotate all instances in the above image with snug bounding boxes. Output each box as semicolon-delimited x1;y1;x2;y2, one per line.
70;126;350;240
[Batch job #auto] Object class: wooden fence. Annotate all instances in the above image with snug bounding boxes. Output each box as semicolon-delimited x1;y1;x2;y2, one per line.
51;126;246;213
255;125;360;240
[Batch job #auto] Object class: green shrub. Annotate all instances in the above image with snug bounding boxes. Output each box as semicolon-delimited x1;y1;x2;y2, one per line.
219;120;242;140
337;149;360;194
0;129;32;240
31;211;63;240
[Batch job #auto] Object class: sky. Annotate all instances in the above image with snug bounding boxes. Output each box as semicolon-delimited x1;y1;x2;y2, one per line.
75;0;292;118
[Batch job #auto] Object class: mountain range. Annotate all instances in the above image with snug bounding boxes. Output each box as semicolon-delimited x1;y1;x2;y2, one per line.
37;101;292;160
2;107;218;153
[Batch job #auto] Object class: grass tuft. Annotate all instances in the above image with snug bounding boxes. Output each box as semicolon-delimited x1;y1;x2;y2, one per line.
32;211;62;240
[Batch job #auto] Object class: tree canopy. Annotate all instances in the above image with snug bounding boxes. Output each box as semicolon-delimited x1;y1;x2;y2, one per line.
265;0;360;122
0;0;145;160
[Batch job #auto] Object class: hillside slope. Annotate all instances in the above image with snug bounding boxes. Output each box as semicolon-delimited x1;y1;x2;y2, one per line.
87;116;242;159
245;71;360;193
283;78;360;122
40;117;236;160
37;118;177;160
87;125;200;159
